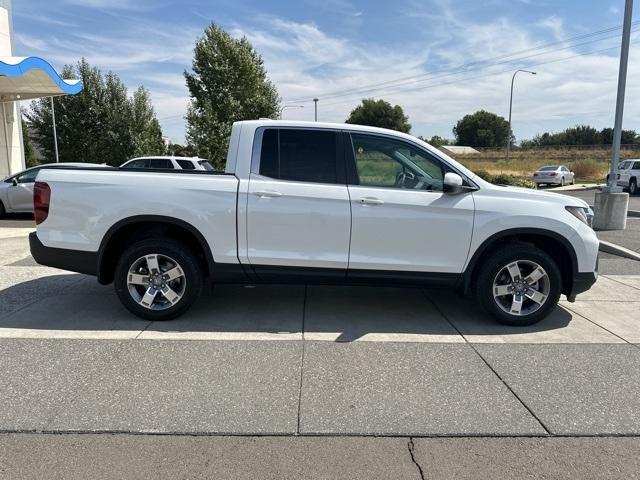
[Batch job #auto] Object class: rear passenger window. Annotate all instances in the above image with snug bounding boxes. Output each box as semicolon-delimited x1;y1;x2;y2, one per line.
148;159;173;169
634;162;640;169
123;159;146;169
176;160;196;170
259;129;339;184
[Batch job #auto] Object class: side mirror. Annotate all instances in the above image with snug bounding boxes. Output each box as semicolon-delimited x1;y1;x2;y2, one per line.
11;178;18;186
443;172;464;194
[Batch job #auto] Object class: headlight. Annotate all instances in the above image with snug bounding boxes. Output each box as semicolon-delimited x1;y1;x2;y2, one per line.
565;206;594;227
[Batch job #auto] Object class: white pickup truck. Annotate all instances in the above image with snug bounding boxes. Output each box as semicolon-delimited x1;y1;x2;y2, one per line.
30;120;599;326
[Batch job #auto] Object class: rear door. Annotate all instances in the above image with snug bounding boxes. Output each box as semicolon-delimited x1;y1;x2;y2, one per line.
345;132;475;277
245;128;351;277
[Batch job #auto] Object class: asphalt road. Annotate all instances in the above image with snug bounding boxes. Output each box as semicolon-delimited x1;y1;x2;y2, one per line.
556;188;640;211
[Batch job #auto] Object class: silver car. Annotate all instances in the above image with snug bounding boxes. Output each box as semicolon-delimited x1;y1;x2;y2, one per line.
532;165;575;187
0;163;107;216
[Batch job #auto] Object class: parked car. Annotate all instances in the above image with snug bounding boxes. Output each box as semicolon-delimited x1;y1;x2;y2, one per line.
0;163;107;216
606;159;640;195
532;165;575;187
29;120;598;327
120;156;214;171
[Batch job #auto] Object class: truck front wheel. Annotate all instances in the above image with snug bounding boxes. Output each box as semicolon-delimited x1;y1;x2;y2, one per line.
475;244;562;326
114;238;203;321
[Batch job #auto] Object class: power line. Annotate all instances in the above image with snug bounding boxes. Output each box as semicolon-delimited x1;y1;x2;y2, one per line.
286;21;640;104
317;44;626;108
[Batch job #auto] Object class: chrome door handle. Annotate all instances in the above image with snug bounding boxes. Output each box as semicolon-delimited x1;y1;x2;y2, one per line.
254;190;283;198
360;197;384;205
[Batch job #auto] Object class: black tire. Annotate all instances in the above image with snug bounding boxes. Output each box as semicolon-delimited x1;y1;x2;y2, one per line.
475;243;562;326
114;238;203;321
560;177;565;187
0;201;5;218
630;179;638;196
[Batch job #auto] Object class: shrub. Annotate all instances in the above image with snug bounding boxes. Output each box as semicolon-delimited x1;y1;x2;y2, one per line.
570;159;606;179
471;171;536;189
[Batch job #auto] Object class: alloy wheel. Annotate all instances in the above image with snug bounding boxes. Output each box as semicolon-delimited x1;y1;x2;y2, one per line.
126;253;186;310
492;260;550;316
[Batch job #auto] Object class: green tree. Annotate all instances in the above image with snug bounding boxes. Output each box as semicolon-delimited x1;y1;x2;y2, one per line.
453;110;511;148
422;135;451;148
345;98;411;133
185;23;280;169
167;143;196;157
21;117;38;167
25;58;165;166
131;87;165;157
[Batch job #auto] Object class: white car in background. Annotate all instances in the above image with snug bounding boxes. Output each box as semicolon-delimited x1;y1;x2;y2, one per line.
606;159;640;195
0;163;107;216
532;165;575;187
120;156;214;171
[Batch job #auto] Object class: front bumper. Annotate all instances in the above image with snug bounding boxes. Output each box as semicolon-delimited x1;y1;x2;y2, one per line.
566;256;598;302
29;232;98;276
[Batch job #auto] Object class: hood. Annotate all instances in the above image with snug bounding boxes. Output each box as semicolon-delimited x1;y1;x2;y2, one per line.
476;179;590;208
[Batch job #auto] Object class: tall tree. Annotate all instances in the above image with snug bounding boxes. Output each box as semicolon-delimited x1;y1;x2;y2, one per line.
345;98;411;133
131;87;165;157
25;58;165;166
185;23;280;169
21;116;38;167
453;110;511;148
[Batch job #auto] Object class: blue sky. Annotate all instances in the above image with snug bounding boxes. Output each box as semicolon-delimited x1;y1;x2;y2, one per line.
12;0;640;144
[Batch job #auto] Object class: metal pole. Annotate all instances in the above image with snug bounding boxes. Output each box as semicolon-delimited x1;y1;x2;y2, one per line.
1;102;11;175
51;96;59;163
313;98;318;122
506;70;536;162
605;0;633;192
278;105;304;119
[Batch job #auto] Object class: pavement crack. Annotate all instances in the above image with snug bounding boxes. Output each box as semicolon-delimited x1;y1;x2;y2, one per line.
407;437;426;480
295;285;308;435
422;290;552;436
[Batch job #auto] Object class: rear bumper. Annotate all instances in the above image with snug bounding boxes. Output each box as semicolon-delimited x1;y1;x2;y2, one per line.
29;232;98;276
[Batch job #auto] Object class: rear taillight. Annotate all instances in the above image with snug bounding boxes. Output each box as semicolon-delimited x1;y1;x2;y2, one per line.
33;182;50;225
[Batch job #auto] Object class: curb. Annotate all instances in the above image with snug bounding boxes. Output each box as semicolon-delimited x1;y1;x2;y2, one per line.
547;184;602;192
598;241;640;261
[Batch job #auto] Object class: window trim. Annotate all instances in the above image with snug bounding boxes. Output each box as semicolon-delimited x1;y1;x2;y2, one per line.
344;130;477;191
250;126;347;186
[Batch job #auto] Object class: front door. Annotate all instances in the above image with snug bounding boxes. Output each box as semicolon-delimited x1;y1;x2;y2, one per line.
346;132;475;276
246;128;351;277
7;168;40;211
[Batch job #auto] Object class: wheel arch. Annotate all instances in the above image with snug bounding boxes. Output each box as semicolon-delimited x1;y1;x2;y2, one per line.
97;215;215;284
463;228;578;297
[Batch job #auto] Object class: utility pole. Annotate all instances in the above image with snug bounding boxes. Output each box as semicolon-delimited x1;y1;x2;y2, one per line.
51;97;59;163
506;70;536;162
594;0;632;230
313;98;318;122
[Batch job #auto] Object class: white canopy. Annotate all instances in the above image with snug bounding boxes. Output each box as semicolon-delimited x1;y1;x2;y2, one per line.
0;56;82;101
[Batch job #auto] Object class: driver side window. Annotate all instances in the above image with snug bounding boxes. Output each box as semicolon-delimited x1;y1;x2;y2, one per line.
16;168;40;184
350;133;444;191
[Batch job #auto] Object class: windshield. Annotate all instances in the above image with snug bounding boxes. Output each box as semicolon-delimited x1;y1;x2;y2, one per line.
538;166;558;171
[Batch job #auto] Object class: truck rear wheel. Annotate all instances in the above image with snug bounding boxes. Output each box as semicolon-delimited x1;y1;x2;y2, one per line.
114;238;203;321
475;244;561;326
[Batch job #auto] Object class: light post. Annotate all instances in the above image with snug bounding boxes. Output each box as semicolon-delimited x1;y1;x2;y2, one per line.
313;98;319;121
594;0;632;230
51;96;59;163
279;105;304;119
506;69;536;162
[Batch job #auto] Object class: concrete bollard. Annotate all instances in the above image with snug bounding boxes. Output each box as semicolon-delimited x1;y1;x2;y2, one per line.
593;191;629;230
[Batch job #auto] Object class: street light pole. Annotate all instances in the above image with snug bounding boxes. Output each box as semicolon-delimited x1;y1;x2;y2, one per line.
594;0;632;230
313;98;319;122
279;105;304;119
51;96;59;163
605;0;633;192
506;69;536;162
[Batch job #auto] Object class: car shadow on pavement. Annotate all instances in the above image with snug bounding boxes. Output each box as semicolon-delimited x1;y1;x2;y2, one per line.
0;275;576;340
